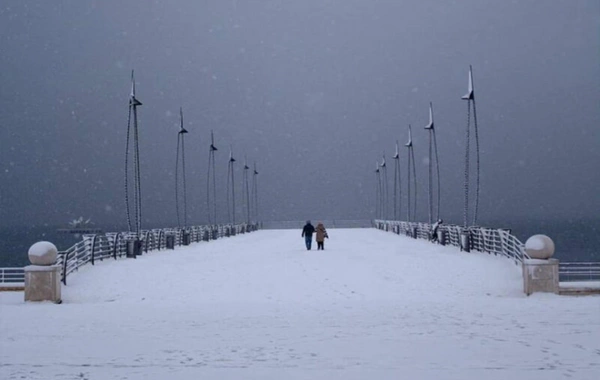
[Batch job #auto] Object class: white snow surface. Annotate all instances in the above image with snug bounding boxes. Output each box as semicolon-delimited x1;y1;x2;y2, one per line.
560;281;600;289
1;229;599;379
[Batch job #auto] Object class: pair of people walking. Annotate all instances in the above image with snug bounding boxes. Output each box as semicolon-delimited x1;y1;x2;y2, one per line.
301;220;328;250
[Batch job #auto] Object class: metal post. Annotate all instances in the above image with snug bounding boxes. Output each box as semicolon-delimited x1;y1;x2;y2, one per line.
125;70;143;236
166;234;175;249
393;141;401;220
252;162;259;223
207;131;218;224
243;156;251;224
380;153;388;220
227;146;237;225
375;162;381;219
175;107;189;229
461;65;481;227
405;125;417;222
460;230;471;252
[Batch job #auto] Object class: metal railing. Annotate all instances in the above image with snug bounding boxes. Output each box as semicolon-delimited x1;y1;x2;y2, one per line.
56;222;258;285
0;267;25;284
7;219;597;286
374;219;529;265
559;262;600;282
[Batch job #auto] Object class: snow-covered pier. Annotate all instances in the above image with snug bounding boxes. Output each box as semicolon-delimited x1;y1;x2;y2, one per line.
1;228;599;380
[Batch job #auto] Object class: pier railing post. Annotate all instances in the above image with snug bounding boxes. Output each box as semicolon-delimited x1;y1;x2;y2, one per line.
460;229;471;252
25;242;61;304
522;235;559;295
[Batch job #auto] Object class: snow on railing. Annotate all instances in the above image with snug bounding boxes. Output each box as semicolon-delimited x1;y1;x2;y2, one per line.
57;222;259;285
0;267;25;284
558;262;600;282
373;219;529;265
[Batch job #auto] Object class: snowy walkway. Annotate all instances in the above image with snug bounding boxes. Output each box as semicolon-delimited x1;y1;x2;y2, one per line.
1;229;599;380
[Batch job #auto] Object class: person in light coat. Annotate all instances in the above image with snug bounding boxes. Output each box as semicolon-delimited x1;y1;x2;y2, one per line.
315;222;329;250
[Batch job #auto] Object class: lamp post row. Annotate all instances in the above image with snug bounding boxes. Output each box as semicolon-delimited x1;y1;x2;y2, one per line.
124;71;261;231
375;66;480;227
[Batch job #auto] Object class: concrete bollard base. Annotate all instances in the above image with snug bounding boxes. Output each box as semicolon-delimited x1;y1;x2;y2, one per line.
523;258;559;296
24;265;61;303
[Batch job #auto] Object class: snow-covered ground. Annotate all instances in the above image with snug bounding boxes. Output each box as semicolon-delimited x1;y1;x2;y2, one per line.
1;229;599;380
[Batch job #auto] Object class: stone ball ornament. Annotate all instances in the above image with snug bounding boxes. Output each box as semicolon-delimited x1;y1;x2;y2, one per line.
524;234;555;259
28;241;58;265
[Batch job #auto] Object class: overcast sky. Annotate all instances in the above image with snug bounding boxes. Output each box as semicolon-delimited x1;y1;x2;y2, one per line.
0;0;598;229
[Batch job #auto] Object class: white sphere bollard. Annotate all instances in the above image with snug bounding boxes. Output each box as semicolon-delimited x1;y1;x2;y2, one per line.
28;241;58;266
524;234;555;259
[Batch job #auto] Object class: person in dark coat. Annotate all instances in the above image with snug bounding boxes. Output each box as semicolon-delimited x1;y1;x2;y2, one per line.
430;219;443;243
315;222;329;250
301;220;315;250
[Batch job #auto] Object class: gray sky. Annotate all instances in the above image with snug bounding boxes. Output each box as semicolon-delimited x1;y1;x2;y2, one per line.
1;0;598;229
